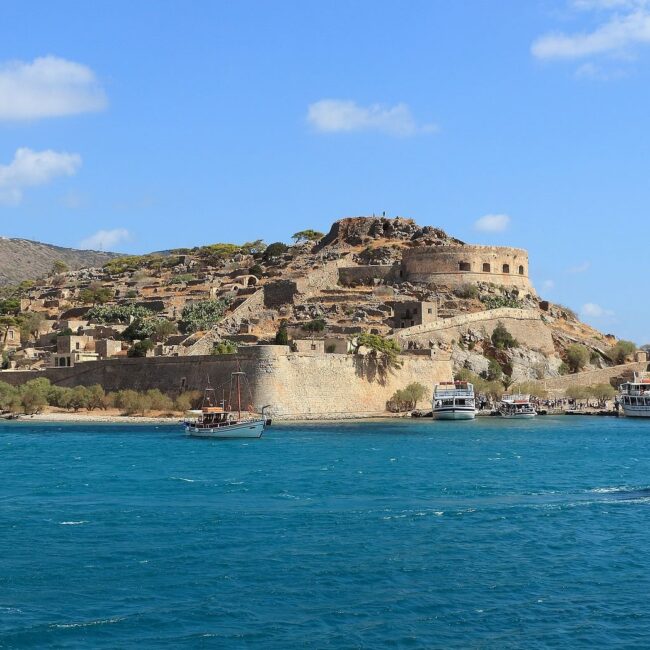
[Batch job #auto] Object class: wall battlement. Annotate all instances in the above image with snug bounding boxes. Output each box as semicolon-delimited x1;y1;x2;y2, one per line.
401;244;533;291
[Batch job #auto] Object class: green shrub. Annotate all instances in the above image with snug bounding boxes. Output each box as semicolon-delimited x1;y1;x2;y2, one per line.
180;298;231;333
275;320;289;345
86;304;155;324
454;284;479;299
212;340;238;355
565;344;589;373
491;322;518;350
128;339;155;357
608;340;636;364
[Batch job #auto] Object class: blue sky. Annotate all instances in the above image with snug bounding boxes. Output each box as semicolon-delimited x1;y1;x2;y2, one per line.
0;0;648;341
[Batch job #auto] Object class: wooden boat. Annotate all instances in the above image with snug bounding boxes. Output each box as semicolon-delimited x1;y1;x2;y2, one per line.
184;371;270;439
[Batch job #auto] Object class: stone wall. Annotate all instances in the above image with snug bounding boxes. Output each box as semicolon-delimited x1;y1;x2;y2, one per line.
0;346;452;419
533;361;648;393
392;308;555;355
338;265;398;286
401;245;533;291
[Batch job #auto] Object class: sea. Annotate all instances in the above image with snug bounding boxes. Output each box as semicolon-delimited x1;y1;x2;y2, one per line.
2;416;650;648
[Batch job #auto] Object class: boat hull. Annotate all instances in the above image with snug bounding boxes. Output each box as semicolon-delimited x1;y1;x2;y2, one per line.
622;407;650;418
186;419;265;438
433;408;476;421
500;412;536;419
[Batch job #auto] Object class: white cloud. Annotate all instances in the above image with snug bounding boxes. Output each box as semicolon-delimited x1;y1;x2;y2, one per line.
306;100;437;136
474;214;511;232
0;147;81;205
79;228;131;251
568;260;591;273
582;302;615;317
541;279;555;291
0;55;107;121
532;3;650;60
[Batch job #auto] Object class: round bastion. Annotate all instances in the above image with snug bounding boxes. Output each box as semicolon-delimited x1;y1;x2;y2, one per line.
401;245;533;292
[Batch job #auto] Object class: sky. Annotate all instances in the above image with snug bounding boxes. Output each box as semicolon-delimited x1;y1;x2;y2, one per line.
0;0;648;342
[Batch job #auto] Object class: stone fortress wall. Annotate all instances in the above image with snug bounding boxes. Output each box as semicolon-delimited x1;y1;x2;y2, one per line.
401;245;533;291
0;346;452;419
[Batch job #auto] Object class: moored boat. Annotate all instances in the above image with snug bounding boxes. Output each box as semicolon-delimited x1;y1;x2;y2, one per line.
432;381;477;420
499;394;536;419
184;371;270;438
619;373;650;418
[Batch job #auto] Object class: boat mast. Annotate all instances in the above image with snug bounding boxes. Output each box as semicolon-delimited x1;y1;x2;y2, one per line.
237;372;242;420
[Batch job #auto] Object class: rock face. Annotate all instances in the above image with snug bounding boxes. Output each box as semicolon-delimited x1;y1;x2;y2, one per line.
0;238;118;286
317;216;461;250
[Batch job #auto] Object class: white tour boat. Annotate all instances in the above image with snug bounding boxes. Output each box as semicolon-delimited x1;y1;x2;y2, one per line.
432;381;477;420
184;372;270;438
619;373;650;418
499;394;537;419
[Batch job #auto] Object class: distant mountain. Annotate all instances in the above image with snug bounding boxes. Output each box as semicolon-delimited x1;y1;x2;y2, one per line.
0;237;118;286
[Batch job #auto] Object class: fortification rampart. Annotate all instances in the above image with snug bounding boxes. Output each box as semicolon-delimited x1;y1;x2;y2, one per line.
338;265;398;286
401;245;533;291
0;346;452;419
392;308;554;355
533;362;648;394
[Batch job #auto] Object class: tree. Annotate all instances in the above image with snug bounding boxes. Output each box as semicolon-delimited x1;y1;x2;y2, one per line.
608;340;636;365
565;344;589;373
275;320;289;345
68;386;89;412
79;282;113;305
292;230;324;244
52;260;69;275
588;383;616;401
302;318;326;342
0;381;20;412
249;264;264;279
263;242;289;262
491;322;518;350
19;378;51;414
403;382;428;409
86;385;106;411
20;312;45;343
128;339;155;357
566;385;589;400
351;332;402;370
485;358;503;382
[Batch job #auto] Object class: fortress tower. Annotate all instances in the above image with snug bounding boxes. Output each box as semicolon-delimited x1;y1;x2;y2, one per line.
401;244;533;292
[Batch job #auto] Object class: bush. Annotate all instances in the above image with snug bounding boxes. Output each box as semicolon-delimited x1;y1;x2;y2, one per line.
608;340;636;364
212;339;238;355
454;284;479;299
249;264;264;279
275;320;289;345
491;322;518;350
263;242;289;262
485;358;503;382
87;304;155;324
146;389;173;411
114;390;151;415
565;344;589;373
480;295;524;310
180;298;231;333
79;282;113;305
128;339;154;357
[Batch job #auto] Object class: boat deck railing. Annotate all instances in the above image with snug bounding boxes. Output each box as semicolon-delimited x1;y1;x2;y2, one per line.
434;389;475;398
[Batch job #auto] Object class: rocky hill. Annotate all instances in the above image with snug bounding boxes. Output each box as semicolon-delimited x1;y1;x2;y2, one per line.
1;215;640;391
0;238;117;286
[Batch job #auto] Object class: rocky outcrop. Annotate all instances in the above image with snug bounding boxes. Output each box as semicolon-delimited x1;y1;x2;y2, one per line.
317;216;462;250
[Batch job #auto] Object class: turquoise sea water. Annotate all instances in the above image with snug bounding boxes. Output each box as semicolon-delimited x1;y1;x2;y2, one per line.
2;417;650;648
